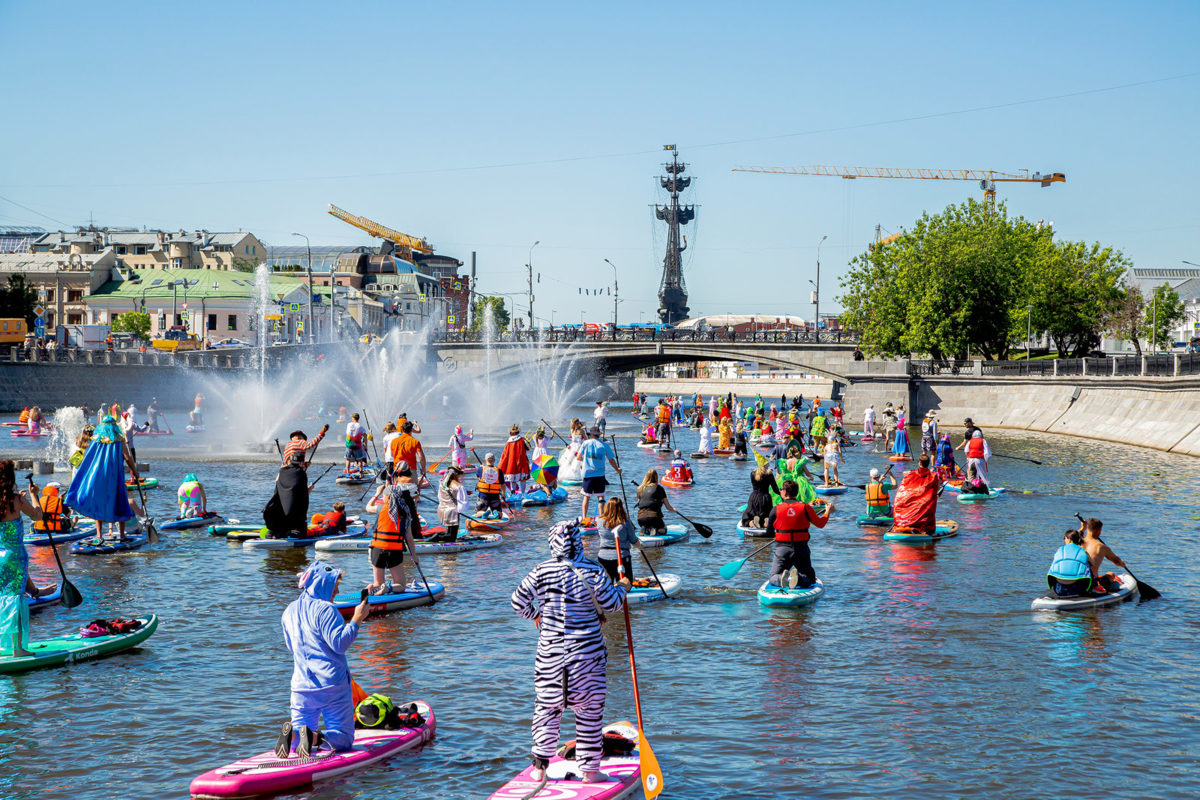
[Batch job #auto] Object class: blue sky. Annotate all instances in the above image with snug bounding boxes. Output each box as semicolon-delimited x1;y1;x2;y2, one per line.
2;1;1197;324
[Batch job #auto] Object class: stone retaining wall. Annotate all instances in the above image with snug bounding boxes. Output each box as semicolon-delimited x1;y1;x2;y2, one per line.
635;376;834;400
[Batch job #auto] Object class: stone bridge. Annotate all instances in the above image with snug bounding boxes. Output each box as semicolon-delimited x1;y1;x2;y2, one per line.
431;340;858;383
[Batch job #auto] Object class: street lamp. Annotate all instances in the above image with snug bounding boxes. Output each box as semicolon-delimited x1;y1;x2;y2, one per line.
815;234;827;338
1026;304;1033;361
603;258;619;338
292;232;314;344
527;240;540;333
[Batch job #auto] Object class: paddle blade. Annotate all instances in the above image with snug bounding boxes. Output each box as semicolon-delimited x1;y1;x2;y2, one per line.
639;730;664;800
719;556;748;580
1138;580;1161;601
61;580;83;609
694;522;714;539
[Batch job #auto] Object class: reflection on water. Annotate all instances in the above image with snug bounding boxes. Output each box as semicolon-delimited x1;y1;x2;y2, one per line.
1;415;1198;798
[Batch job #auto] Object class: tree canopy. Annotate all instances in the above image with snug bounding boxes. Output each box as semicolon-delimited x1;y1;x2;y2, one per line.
838;199;1132;359
468;295;510;334
111;311;152;340
1145;283;1185;352
0;275;38;327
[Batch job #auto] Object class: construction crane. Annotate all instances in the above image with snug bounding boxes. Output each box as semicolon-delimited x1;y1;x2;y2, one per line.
327;203;433;261
732;165;1065;211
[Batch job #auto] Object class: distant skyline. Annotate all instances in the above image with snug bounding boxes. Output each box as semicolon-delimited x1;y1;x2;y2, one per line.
2;1;1197;324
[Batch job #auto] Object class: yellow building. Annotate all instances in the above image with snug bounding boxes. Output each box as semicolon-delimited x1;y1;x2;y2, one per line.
34;228;265;271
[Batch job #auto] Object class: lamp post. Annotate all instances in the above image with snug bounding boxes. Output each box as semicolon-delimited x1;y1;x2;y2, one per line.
815;234;827;339
603;258;619;339
1026;304;1033;361
292;232;314;344
527;240;540;333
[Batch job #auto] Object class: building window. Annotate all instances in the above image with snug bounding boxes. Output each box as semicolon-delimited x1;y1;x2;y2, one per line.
67;289;83;302
227;314;237;330
116;246;127;255
172;258;182;268
67;313;82;324
45;289;54;302
207;313;217;331
135;246;147;255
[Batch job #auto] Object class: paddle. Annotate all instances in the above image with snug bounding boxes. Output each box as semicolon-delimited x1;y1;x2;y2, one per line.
274;438;283;458
609;437;669;601
131;473;159;544
360;409;383;465
25;475;82;608
308;463;337;489
539;417;571;448
622;478;713;539
409;548;437;604
1073;512;1160;600
425;447;454;474
991;452;1044;466
719;540;774;580
612;535;665;799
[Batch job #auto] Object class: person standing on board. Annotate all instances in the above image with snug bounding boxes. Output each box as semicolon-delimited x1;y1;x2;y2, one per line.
0;461;45;658
593;400;609;436
765;479;831;587
364;469;421;593
510;521;629;784
388;421;426;484
282;426;329;468
920;410;939;456
344;413;368;474
578;427;619;524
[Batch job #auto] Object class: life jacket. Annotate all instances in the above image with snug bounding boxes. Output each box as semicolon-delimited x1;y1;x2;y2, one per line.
18;408;28;423
34;489;67;532
371;496;407;550
1047;543;1092;589
773;500;813;543
178;481;202;511
656;405;670;424
864;481;890;508
476;466;503;495
966;437;985;459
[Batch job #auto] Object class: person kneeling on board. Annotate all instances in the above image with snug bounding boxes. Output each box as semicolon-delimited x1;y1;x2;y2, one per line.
276;562;370;757
741;466;779;529
666;450;692;484
1046;530;1094;597
765;480;832;588
364;471;421;595
308;502;348;537
863;467;896;521
474;453;507;520
434;466;468;542
1079;517;1130;595
177;473;207;519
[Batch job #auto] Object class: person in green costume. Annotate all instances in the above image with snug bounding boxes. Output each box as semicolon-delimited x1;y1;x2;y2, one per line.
772;454;817;505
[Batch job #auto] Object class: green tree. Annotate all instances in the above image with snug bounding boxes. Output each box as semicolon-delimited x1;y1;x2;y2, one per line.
467;296;510;334
1103;285;1146;356
1022;240;1129;357
839;199;1041;360
111;311;152;340
1145;283;1185;352
0;274;39;327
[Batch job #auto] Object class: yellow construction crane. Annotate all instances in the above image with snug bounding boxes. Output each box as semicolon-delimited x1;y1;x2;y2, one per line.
327;203;433;260
732;165;1065;211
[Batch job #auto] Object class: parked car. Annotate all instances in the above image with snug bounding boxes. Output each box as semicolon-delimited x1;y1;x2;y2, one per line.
211;338;251;348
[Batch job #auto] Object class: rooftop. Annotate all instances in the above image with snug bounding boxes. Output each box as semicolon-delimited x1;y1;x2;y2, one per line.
89;268;307;301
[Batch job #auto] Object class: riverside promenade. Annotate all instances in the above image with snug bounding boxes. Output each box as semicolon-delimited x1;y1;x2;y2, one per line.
842;354;1200;456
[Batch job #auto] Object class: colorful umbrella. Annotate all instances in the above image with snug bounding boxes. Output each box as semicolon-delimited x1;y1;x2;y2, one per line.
531;454;559;485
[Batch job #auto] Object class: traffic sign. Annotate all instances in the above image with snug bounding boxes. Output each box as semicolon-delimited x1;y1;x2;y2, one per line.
264;314;282;321
33;305;45;318
290;303;300;312
34;315;44;327
182;302;188;310
34;325;45;338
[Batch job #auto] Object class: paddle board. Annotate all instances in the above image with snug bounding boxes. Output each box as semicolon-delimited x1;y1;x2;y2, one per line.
856;514;893;527
125;478;159;490
243;529;364;549
161;513;223;531
736;522;771;538
333;581;445;618
520;486;568;506
883;520;960;543
488;722;642;800
956;488;1005;503
1030;574;1138;611
27;584;62;612
71;533;149;554
626;574;682;605
467;514;512;532
758;578;825;608
814;485;848;495
637;523;689;548
189;701;435;799
660;476;693;489
24;525;95;546
0;615;158;675
334;472;375;485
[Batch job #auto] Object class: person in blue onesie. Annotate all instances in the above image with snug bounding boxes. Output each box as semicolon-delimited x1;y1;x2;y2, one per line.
277;561;369;756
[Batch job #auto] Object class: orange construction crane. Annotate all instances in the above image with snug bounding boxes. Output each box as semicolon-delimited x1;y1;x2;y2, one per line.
732;165;1065;211
327;203;433;261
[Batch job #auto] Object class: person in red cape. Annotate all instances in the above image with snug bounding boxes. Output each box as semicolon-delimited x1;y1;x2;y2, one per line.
499;424;531;495
891;453;942;533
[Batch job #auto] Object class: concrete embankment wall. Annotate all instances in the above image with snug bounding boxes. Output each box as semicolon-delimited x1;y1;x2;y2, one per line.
0;363;202;411
842;372;1200;457
635;376;834;401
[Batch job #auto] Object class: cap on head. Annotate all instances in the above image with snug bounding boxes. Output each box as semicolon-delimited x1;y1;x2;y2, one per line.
589;425;601;437
869;468;880;478
485;452;496;463
964;417;973;424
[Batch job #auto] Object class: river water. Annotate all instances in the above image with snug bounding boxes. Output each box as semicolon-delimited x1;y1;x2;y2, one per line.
1;406;1198;800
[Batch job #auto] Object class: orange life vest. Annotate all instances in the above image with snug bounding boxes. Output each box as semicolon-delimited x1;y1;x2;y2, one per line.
773;501;814;544
34;490;67;532
476;466;503;495
370;496;406;551
865;481;890;508
656;405;670;424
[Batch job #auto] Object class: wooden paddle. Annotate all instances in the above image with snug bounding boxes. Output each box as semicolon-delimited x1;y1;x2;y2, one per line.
719;540;774;580
612;539;665;798
1073;512;1160;600
25;475;82;608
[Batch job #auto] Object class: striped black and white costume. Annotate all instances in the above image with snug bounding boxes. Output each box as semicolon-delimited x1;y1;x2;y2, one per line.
511;520;627;773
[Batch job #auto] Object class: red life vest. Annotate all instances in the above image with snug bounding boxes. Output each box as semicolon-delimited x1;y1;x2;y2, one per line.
966;437;985;459
773;501;813;543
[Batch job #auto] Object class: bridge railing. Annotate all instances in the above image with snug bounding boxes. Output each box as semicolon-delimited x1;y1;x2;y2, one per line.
901;353;1200;379
433;329;860;345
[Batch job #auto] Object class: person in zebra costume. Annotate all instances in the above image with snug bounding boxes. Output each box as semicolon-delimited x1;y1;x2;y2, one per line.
511;520;631;782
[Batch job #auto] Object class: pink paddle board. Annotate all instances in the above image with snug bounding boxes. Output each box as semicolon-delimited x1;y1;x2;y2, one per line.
489;723;643;800
189;701;435;799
